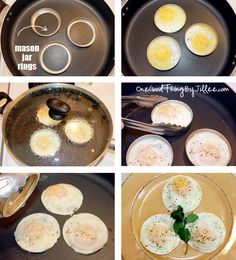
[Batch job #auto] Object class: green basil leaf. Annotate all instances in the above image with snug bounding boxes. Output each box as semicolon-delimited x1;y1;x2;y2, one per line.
178;227;191;243
170;206;184;222
173;221;184;234
185;213;199;224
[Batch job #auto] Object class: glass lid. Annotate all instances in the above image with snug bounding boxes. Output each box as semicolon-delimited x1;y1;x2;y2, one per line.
3;84;112;166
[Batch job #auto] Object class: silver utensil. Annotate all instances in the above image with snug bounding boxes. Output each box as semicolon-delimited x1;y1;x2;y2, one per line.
122;117;187;136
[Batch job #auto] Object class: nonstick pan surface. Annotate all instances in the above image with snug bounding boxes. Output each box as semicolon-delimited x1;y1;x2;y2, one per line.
0;173;114;260
122;83;236;165
1;0;114;76
122;0;236;76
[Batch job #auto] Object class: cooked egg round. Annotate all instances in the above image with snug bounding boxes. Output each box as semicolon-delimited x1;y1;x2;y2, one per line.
41;183;83;215
37;105;61;127
154;4;186;33
186;129;231;166
151;100;193;127
147;36;181;71
185;23;218;56
162;175;202;213
30;128;61;157
140;214;180;255
63;213;108;254
14;213;60;253
127;135;173;166
64;118;94;144
187;212;226;253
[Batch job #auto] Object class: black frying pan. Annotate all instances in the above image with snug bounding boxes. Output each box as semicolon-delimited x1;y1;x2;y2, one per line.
0;173;114;260
0;0;114;76
122;0;236;76
122;83;236;165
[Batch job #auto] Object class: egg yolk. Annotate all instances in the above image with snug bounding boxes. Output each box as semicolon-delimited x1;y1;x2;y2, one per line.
172;176;190;195
198;144;220;165
25;221;45;241
156;105;175;117
192;227;216;246
137;147;159;166
45;185;67;198
148;224;169;247
159;7;174;21
74;224;97;246
192;34;209;52
155;45;171;62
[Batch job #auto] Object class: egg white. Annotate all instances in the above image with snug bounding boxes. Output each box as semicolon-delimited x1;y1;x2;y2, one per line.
186;130;231;166
14;213;60;253
30;128;61;157
162;175;202;213
154;4;186;33
63;213;108;254
151;100;193;127
41;183;83;215
140;214;180;255
185;23;218;56
64;118;94;144
127;136;173;166
147;36;181;71
37;105;61;127
187;212;226;253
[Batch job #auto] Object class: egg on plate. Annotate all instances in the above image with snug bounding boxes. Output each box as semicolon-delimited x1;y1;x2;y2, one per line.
186;129;232;166
187;212;226;253
147;36;181;71
162;175;202;213
64;118;94;144
151;100;193;127
14;213;60;253
63;213;108;254
185;23;218;56
140;214;180;255
126;135;173;166
41;183;83;215
154;4;186;33
30;128;61;157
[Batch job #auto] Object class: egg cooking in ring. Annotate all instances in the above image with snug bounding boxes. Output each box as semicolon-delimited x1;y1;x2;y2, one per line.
147;36;181;71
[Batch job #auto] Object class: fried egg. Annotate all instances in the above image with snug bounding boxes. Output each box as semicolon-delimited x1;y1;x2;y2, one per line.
37;105;61;127
154;4;186;33
147;36;181;71
64;118;94;144
151;100;193;127
185;23;218;56
186;129;231;166
187;212;226;253
41;183;83;215
63;213;108;254
127;135;173;166
140;214;180;255
162;175;202;213
30;128;61;157
14;213;60;253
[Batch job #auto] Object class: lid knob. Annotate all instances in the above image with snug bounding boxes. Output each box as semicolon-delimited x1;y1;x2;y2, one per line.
46;98;71;120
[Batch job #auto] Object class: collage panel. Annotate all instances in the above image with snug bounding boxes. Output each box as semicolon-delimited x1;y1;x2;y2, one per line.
0;82;114;166
122;172;236;259
122;0;236;76
0;0;114;76
0;172;114;259
122;83;236;166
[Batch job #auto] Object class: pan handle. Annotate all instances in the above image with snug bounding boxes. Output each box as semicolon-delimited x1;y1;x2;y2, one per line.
46;98;71;120
0;0;7;13
108;138;115;151
0;92;12;115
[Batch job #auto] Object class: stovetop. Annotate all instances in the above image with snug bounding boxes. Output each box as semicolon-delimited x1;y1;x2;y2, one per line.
0;83;115;166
